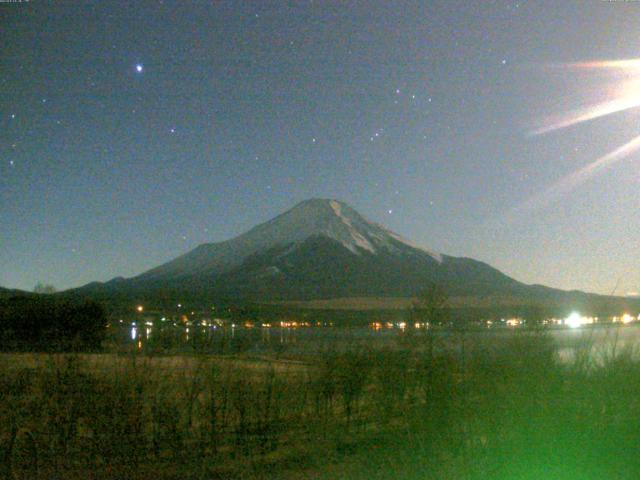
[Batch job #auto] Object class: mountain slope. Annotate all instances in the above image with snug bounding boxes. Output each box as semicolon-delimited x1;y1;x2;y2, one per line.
136;198;441;283
0;286;33;300
68;198;639;311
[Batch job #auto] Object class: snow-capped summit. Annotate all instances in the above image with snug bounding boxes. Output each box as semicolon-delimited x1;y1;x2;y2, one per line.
78;198;532;301
137;198;441;282
243;198;441;259
68;198;640;310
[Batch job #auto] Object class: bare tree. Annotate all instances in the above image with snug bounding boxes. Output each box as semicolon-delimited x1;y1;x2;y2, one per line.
409;284;450;329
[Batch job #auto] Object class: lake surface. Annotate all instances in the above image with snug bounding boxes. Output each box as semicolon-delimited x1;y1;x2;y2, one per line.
118;321;640;362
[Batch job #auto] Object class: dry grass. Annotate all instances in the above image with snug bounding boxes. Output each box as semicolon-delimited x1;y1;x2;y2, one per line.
2;330;640;479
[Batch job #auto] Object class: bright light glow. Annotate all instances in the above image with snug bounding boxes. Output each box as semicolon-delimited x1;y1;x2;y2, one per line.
532;90;640;136
514;57;640;215
621;313;634;324
564;58;640;70
565;312;583;329
131;326;137;340
532;58;640;135
136;305;143;312
564;312;595;328
135;64;143;72
515;133;640;214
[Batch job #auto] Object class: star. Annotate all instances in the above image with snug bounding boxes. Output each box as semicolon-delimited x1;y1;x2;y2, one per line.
135;64;143;73
9;160;14;167
501;59;507;65
170;128;176;133
10;114;15;119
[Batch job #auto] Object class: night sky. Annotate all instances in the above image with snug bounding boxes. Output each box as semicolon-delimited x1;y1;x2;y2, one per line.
3;1;640;295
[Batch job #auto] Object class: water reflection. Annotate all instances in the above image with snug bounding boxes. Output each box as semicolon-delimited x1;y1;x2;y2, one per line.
111;320;640;362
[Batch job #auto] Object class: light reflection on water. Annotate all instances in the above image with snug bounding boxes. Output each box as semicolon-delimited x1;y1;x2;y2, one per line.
117;322;640;361
552;324;640;364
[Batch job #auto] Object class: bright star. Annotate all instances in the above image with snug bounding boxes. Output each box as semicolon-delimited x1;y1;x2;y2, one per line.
135;64;143;73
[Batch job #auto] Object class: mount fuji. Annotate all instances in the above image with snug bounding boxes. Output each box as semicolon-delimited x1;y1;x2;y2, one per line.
70;198;634;312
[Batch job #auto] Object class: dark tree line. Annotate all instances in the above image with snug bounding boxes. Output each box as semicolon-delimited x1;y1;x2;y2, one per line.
0;296;107;351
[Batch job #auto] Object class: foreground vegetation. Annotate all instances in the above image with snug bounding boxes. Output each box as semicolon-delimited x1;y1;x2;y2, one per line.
1;329;640;479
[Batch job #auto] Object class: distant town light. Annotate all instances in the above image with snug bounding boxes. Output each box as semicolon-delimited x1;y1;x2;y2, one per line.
621;313;634;324
566;312;581;328
506;318;523;327
136;305;144;312
565;312;589;328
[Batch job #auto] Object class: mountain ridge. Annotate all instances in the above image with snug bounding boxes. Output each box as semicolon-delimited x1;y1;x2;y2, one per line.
136;198;441;283
65;198;640;313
